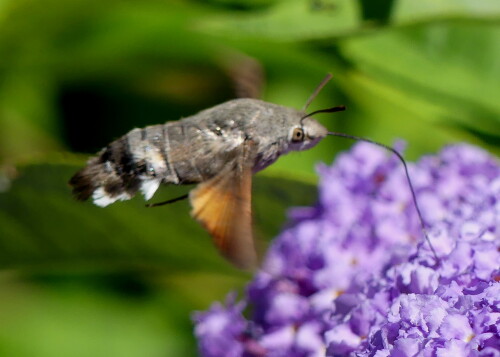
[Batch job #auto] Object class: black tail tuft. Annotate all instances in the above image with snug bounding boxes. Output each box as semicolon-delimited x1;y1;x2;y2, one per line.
69;159;100;201
69;134;157;206
69;145;142;206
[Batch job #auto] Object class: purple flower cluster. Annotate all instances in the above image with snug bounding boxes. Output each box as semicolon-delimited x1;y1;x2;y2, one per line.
193;143;500;357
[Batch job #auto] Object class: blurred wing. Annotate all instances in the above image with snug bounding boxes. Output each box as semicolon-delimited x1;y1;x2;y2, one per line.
189;141;257;270
221;52;264;99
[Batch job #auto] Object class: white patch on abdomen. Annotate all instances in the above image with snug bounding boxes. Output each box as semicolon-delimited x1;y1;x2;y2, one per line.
93;187;131;207
140;179;161;200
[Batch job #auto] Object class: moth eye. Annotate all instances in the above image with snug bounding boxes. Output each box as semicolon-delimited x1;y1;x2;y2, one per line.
291;128;304;142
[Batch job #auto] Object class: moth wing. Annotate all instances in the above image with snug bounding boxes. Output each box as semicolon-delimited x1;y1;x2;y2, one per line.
221;51;264;99
189;141;257;270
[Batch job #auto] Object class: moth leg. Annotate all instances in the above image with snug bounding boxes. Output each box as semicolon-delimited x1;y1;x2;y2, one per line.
145;193;189;207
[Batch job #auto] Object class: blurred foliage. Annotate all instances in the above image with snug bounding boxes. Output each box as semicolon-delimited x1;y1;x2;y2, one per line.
0;0;499;355
0;163;315;270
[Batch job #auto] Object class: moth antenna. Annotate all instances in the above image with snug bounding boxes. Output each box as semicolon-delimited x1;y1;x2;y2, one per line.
301;105;346;125
327;132;440;265
146;193;189;207
302;73;333;111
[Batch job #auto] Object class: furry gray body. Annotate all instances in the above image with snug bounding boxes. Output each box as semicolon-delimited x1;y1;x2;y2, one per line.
70;98;326;206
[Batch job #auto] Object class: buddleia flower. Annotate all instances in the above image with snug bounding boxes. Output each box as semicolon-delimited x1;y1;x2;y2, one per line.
194;143;500;357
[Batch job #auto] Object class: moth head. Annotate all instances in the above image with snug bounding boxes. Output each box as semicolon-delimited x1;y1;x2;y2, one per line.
288;117;328;151
285;73;346;151
288;105;346;151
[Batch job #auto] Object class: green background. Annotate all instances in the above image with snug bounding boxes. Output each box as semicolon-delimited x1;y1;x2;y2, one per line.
0;0;499;355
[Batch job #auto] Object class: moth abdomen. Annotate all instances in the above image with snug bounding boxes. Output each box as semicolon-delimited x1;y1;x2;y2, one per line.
69;117;217;207
69;125;165;206
69;137;139;206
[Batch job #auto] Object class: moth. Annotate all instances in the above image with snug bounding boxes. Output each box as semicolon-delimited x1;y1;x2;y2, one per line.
69;75;436;269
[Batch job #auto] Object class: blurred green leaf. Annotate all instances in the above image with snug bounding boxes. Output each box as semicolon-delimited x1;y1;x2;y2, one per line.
200;0;360;41
393;0;500;25
338;23;500;155
198;0;500;41
0;277;197;357
0;71;61;164
0;160;316;272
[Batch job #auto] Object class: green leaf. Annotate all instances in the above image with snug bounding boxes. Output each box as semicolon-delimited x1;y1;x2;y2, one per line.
393;0;500;25
0;72;62;163
0;161;317;272
199;0;361;41
337;23;500;155
0;280;198;357
198;0;500;41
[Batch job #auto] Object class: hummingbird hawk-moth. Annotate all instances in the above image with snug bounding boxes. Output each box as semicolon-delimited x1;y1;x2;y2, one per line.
69;75;436;269
69;74;345;269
